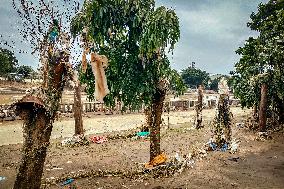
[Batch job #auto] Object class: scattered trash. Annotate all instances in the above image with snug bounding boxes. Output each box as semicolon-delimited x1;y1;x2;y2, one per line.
221;143;228;152
208;141;217;151
60;178;75;186
228;157;240;162
61;135;88;146
136;131;150;137
145;152;167;169
230;139;239;154
206;138;230;152
46;167;63;171
90;136;108;144
0;176;6;181
174;152;182;162
256;132;272;141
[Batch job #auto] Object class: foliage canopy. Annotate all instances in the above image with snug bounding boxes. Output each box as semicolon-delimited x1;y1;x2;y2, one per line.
71;0;184;109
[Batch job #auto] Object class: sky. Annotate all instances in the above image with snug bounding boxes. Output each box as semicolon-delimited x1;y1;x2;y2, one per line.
0;0;268;75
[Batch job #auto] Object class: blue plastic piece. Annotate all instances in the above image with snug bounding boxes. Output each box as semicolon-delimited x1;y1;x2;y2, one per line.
209;142;217;151
221;143;228;152
60;178;74;186
137;131;150;137
49;31;58;42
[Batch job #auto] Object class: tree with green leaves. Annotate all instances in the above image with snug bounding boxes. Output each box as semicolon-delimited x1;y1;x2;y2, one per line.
71;0;182;161
181;67;210;89
16;65;34;78
0;48;18;77
231;0;284;130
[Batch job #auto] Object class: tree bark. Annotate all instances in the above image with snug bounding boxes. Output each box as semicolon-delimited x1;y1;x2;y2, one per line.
14;107;51;189
149;88;166;161
195;85;203;129
142;107;151;132
214;94;231;146
14;51;69;189
74;83;84;135
259;83;268;132
253;105;258;120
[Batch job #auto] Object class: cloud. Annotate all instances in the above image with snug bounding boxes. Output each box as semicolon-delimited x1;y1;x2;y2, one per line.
0;0;268;74
157;0;268;74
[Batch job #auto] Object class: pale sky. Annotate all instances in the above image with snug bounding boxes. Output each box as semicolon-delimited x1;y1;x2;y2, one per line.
0;0;268;74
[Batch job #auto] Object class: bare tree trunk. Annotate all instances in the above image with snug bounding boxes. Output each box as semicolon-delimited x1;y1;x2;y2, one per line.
13;52;69;189
150;88;166;161
214;94;232;146
74;83;83;135
259;83;268;132
195;85;203;129
14;108;50;189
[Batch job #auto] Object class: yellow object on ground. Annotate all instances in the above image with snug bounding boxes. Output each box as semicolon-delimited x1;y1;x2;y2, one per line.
145;152;167;169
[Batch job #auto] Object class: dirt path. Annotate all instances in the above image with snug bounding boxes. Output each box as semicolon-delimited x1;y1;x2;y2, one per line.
0;107;250;146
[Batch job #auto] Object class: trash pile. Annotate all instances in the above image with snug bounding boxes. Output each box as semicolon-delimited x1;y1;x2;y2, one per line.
255;132;272;141
142;148;207;176
61;135;89;147
205;137;240;154
90;136;108;144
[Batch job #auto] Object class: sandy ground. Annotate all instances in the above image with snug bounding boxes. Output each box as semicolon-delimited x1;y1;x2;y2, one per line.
0;108;283;189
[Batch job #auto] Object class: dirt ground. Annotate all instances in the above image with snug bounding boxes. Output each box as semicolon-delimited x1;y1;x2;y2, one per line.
0;108;283;189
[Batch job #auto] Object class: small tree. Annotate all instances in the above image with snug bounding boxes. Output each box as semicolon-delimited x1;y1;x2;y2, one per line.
181;67;210;89
0;48;18;77
16;65;34;78
71;0;181;161
231;0;284;129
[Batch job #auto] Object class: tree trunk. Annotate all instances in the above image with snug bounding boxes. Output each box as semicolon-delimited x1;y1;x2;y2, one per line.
14;108;51;189
214;94;231;146
74;83;83;135
259;83;268;132
14;50;69;189
253;105;258;120
142;107;151;132
149;88;166;161
195;85;203;129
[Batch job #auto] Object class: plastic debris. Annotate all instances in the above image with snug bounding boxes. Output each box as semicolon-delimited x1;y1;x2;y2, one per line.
174;152;182;162
256;132;272;141
221;143;228;152
206;138;230;152
145;152;167;169
230;140;239;154
90;136;107;144
61;135;87;146
0;176;6;181
60;178;75;186
136;131;150;137
208;141;217;151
